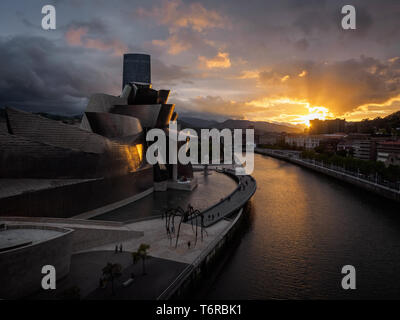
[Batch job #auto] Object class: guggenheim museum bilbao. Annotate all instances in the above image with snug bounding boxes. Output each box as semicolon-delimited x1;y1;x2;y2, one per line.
0;53;195;218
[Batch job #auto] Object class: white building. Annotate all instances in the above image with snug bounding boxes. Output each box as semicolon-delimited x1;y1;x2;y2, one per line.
285;135;320;150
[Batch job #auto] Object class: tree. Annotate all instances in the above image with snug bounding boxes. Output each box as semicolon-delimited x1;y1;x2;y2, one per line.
102;262;122;296
132;243;150;275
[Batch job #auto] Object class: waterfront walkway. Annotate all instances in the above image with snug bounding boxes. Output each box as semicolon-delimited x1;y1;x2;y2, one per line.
1;168;257;300
91;171;238;222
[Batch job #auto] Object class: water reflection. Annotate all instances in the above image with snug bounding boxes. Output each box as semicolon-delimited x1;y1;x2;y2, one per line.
202;153;400;299
93;171;237;222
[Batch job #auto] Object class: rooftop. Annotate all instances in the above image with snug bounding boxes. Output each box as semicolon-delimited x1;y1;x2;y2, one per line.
0;226;66;252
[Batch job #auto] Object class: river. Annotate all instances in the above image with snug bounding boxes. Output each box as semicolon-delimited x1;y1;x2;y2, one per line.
201;153;400;299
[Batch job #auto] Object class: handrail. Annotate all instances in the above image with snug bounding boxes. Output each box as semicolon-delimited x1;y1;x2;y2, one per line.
256;148;400;193
156;208;244;300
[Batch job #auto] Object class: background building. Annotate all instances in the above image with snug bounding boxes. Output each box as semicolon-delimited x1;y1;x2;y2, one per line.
309;119;346;134
377;141;400;166
122;53;151;88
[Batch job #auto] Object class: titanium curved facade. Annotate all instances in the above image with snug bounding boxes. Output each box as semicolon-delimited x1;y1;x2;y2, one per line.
0;52;193;218
111;104;175;128
85;112;143;139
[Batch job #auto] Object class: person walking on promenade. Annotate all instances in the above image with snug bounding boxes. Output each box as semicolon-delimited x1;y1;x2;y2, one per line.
119;244;123;252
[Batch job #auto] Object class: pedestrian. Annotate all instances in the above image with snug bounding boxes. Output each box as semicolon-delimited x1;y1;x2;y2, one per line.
115;245;118;253
119;244;123;252
187;241;191;249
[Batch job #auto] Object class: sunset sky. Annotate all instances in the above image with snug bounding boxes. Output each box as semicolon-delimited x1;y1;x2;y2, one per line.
0;0;400;127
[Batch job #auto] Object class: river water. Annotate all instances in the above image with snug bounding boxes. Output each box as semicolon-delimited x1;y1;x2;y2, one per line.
202;153;400;299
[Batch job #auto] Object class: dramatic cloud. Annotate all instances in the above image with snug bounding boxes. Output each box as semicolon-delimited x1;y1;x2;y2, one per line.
0;36;118;114
1;0;400;123
0;35;190;114
136;0;228;32
65;26;128;56
151;58;191;85
199;52;231;69
258;56;400;116
65;27;87;45
152;34;192;55
137;0;230;58
171;94;333;128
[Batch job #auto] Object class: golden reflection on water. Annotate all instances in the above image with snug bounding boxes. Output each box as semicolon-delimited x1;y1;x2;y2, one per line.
255;157;314;266
205;153;400;299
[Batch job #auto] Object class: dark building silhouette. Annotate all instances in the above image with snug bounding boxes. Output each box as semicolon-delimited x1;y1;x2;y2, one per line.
309;118;346;134
122;53;151;88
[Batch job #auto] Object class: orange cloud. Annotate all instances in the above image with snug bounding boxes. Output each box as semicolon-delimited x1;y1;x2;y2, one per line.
152;35;191;55
64;27;127;56
280;75;290;82
85;38;127;56
137;0;228;32
199;52;231;69
236;70;259;79
65;27;88;46
258;56;400;116
298;70;307;77
138;0;229;55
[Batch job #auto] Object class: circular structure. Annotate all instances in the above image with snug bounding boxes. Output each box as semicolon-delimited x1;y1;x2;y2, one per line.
0;225;74;299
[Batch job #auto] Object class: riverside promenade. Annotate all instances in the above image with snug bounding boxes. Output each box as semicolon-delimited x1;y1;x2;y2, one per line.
1;168;256;300
255;147;400;202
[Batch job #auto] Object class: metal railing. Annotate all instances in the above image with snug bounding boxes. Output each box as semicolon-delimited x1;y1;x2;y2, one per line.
156;208;244;300
257;148;400;192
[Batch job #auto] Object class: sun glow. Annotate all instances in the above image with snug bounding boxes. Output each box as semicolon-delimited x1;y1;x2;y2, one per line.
298;106;332;127
246;97;333;127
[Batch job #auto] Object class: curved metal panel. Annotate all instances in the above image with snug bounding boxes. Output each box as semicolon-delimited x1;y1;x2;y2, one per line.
157;90;170;104
81;93;128;132
111;105;162;128
171;112;178;122
130;87;158;105
86;93;127;113
85;112;143;139
5;107;108;154
156;104;175;128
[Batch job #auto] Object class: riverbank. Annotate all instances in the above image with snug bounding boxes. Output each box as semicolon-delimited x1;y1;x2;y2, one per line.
199;153;400;299
255;147;400;202
1;169;256;300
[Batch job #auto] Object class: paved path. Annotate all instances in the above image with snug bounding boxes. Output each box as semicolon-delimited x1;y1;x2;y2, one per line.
192;171;257;227
91;171;237;222
29;250;188;300
3;169;256;300
82;218;231;264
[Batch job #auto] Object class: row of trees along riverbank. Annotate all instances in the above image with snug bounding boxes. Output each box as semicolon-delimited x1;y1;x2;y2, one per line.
300;150;400;184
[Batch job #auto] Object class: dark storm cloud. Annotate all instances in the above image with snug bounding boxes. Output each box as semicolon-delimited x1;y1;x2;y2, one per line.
63;19;108;34
1;0;399;121
0;36;115;114
152;58;191;85
0;33;191;114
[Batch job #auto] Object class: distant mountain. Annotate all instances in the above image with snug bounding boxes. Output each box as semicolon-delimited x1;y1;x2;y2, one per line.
346;110;400;134
179;116;220;128
178;116;302;133
216;119;302;133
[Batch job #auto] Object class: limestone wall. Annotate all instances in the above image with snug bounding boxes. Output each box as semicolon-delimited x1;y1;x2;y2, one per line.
0;225;74;299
